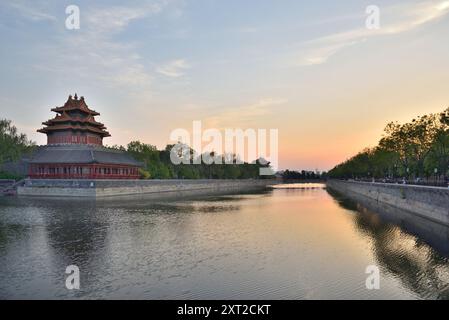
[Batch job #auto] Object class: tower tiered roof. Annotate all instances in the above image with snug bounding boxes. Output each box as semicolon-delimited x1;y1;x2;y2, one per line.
38;94;110;138
51;93;100;115
29;94;142;180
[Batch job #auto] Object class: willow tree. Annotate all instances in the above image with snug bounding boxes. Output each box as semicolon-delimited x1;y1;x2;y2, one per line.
0;119;35;165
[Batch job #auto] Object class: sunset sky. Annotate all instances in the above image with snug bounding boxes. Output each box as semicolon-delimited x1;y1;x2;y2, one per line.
1;0;449;170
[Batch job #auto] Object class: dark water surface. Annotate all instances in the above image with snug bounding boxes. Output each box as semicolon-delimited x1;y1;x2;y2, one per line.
1;183;449;299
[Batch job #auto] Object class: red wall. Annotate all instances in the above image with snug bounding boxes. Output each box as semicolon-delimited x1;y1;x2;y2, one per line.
47;133;103;146
29;163;140;180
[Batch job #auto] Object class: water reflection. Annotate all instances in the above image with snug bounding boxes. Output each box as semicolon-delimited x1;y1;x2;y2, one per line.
1;186;448;299
328;188;449;300
0;193;252;299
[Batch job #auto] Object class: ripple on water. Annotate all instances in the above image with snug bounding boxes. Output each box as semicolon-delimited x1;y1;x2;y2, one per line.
0;188;448;299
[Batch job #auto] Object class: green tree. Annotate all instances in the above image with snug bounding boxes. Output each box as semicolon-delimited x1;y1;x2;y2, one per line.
330;108;449;182
0;119;35;165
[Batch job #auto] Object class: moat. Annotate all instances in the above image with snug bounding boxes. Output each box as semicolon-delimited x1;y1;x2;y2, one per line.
1;184;449;299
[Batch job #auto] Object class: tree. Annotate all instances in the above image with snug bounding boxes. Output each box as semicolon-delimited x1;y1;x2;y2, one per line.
329;108;449;182
0;119;35;165
379;114;439;178
425;108;449;178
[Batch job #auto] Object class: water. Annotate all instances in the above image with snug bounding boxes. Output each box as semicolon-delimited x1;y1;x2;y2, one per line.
1;183;449;299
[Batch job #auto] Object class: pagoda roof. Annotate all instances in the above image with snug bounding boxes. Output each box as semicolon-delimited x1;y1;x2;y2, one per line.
51;94;100;116
38;124;111;137
42;112;106;128
39;94;111;138
29;145;143;167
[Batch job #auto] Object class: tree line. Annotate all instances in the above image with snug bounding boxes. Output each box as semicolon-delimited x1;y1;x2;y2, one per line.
0;119;35;179
110;141;272;179
328;108;449;182
0;118;274;180
281;169;326;180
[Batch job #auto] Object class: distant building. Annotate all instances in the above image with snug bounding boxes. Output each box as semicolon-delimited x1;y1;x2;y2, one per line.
28;94;142;179
274;171;284;181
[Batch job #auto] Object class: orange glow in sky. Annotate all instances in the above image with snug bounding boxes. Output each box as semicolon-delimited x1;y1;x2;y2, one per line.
1;1;449;170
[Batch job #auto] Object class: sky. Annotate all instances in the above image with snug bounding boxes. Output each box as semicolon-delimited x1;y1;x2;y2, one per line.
1;0;449;171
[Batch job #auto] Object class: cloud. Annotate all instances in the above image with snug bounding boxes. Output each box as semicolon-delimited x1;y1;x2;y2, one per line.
295;0;449;66
86;3;163;34
156;59;190;78
5;1;57;21
31;2;173;90
204;98;288;128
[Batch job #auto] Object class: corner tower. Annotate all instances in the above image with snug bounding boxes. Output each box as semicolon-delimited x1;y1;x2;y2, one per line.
38;94;110;146
29;94;142;179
